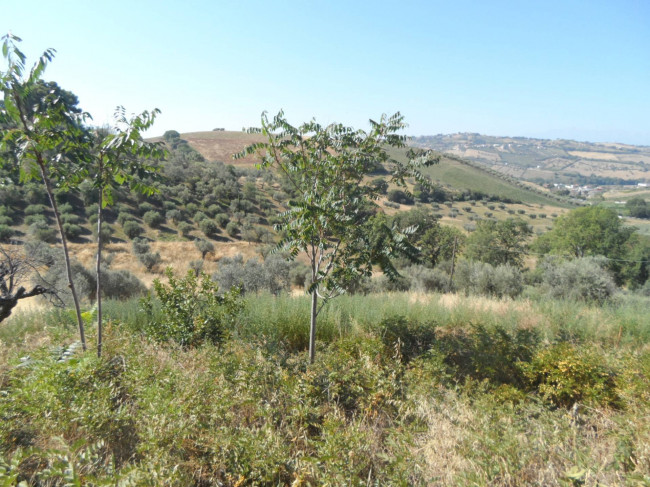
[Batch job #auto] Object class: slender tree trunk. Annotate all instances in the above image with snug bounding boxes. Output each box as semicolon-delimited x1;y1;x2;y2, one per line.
309;288;317;364
448;236;458;292
38;161;86;351
96;186;103;358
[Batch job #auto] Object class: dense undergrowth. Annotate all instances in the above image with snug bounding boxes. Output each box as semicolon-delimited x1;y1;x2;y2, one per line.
0;292;649;486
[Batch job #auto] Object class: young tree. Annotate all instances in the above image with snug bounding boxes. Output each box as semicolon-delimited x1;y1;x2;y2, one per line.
238;111;436;362
0;34;90;349
90;108;165;357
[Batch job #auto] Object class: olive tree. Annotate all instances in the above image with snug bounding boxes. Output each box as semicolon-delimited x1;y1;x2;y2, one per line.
238;111;435;362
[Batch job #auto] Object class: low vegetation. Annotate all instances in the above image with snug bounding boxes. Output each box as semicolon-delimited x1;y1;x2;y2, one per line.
1;290;648;485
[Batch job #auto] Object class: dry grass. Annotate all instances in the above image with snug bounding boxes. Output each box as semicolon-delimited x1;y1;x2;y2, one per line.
68;240;262;287
414;391;647;486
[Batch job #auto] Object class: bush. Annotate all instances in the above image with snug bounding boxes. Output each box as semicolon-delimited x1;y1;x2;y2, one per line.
540;256;617;303
132;237;150;256
123;220;143;239
194;238;214;258
25;204;47;216
199;218;218;236
177;222;193;238
24;214;47;226
454;261;523;298
85;203;99;218
0;224;14;242
213;254;292;295
138;252;161;272
225;221;239;237
139;202;156;215
61;213;81;225
143;211;164;228
407;265;449;293
93;224;113;243
100;267;147;299
387;189;414;205
165;209;183;224
29;222;57;243
0;215;12;226
117;211;135;225
63;223;83;240
141;268;242;347
214;213;229;228
193;211;208;223
520;343;619;407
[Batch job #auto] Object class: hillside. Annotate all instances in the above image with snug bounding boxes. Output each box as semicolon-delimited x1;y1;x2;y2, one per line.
180;131;574;208
412;133;650;185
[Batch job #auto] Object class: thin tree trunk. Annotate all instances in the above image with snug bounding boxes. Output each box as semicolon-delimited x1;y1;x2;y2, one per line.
96;187;103;358
309;287;317;364
38;161;87;351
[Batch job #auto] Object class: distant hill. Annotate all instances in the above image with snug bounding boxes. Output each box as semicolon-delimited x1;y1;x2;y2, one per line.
176;131;575;209
411;133;650;186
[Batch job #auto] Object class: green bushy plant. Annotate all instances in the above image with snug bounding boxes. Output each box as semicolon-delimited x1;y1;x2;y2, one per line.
540;256;617;303
0;224;13;242
143;210;164;228
454;261;523;298
177;221;193;237
29;221;57;243
24;204;47;216
141;268;242;347
520;343;619;407
123;220;143;239
199;218;218;236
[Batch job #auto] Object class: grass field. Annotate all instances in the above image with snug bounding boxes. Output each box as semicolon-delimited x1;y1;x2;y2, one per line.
1;290;648;485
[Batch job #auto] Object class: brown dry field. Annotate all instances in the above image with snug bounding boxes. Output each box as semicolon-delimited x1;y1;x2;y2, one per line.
178;131;267;166
67;240;264;288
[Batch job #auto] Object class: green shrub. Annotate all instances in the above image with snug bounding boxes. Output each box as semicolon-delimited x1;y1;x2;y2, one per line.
214;213;229;228
100;267;147;299
123;220;143;239
141;268;242;347
165;209;182;224
225;221;239;237
58;203;74;214
61;213;81;225
85;203;99;217
407;265;449;293
25;204;47;216
143;210;164;228
132;237;150;256
93;224;113;243
194;238;214;258
177;222;193;238
193;211;207;223
0;224;13;242
540;256;617;303
138;252;161;272
63;222;83;239
139;202;156;215
0;215;12;226
117;211;136;225
29;222;57;243
199;218;218;236
454;261;523;298
520;343;619;407
24;214;47;226
435;324;540;388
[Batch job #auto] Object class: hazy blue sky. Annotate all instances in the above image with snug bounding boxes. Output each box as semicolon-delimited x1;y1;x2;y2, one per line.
3;0;649;144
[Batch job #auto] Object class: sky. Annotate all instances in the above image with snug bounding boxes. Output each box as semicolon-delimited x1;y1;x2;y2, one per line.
3;0;649;145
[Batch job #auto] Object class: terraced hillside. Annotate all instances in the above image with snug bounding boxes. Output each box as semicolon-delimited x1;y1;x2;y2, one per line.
412;133;650;185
